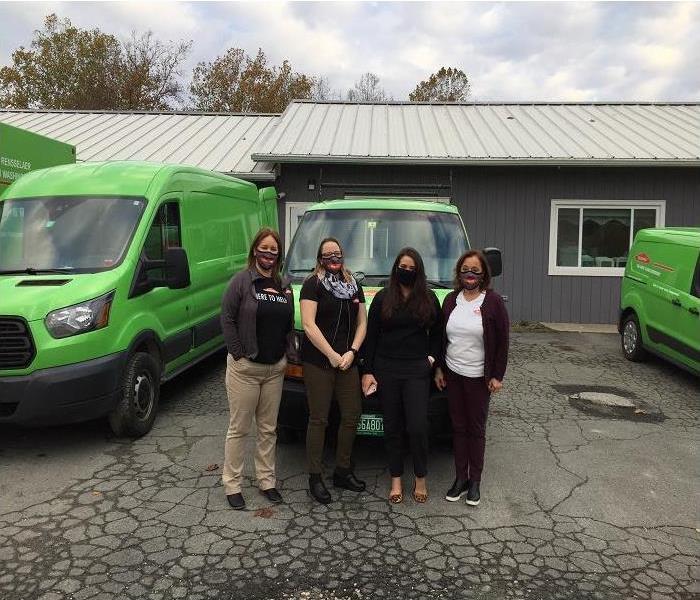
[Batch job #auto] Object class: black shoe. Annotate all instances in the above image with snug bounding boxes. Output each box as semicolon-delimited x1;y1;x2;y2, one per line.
445;478;470;502
465;481;480;506
226;492;246;510
260;487;283;504
332;469;366;492
309;475;332;504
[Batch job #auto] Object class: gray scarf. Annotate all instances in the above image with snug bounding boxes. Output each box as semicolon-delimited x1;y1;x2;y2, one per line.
320;272;358;300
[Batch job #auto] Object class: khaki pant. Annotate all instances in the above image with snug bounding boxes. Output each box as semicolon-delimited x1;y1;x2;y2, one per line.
222;355;287;495
303;362;362;475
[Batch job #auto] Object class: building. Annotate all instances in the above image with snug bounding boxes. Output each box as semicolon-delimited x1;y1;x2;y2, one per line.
2;102;699;324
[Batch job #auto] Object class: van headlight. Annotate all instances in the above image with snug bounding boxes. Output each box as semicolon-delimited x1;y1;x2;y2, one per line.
45;291;115;339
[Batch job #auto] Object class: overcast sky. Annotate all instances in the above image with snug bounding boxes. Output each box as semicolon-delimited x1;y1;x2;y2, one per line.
1;1;698;104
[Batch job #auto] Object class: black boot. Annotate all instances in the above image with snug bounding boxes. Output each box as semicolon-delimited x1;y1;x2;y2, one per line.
309;474;332;504
465;480;480;506
445;478;470;502
333;467;366;492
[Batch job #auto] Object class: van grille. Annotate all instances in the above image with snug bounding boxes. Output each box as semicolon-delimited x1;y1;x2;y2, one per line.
0;317;35;369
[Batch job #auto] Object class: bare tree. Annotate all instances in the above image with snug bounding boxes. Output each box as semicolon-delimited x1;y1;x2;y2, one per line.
347;72;390;102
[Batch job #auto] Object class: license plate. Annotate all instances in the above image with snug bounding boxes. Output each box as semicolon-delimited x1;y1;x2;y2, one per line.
357;413;383;436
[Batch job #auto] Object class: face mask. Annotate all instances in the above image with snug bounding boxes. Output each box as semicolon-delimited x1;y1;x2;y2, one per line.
321;256;344;273
460;271;482;291
255;250;278;270
396;267;417;286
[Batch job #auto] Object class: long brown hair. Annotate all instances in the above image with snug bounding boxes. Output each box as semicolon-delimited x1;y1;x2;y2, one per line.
312;237;354;283
382;247;436;326
453;250;492;291
248;227;283;283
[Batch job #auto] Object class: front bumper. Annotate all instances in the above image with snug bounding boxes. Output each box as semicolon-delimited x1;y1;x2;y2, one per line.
0;351;128;425
279;371;451;436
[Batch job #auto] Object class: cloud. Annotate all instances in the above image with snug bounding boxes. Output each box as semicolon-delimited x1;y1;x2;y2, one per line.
0;1;697;103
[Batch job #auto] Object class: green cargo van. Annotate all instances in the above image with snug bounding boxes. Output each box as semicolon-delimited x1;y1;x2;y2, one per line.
619;228;700;376
0;161;278;435
0;122;75;194
278;198;502;439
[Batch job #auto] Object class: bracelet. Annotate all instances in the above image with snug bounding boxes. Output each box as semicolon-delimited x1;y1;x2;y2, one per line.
349;347;358;355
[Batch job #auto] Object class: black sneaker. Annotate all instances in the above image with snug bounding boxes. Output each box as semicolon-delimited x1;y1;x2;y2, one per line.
332;468;366;492
465;481;480;506
445;478;470;502
260;487;283;504
309;475;332;504
226;492;246;510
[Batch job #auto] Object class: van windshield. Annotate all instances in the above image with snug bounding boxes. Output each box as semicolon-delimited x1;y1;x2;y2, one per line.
284;209;468;285
0;196;146;274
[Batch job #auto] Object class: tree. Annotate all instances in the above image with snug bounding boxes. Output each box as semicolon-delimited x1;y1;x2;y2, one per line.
0;14;191;110
311;76;341;101
409;67;471;102
347;72;389;102
189;48;314;113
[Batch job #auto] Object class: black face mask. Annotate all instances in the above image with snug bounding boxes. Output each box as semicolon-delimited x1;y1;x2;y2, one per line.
396;268;417;286
321;256;344;273
255;250;278;271
459;271;482;290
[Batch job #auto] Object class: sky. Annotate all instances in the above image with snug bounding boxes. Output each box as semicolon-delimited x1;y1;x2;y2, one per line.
0;1;698;104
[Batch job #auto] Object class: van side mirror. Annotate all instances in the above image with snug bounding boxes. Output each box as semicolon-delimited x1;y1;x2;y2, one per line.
483;247;502;277
164;247;190;289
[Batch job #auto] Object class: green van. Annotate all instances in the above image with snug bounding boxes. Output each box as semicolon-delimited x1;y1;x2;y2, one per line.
278;198;502;439
619;228;700;376
0;161;278;435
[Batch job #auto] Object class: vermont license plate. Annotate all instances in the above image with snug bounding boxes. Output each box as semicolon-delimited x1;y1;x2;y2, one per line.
357;413;384;436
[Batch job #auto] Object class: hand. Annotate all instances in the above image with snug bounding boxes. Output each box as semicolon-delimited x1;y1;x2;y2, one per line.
434;367;446;391
338;351;355;370
488;378;503;393
328;352;343;368
427;355;435;368
362;374;378;396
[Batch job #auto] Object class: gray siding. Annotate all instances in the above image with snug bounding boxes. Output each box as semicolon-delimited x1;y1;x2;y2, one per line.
277;164;700;324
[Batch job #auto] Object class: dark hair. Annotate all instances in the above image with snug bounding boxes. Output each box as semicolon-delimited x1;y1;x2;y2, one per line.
312;236;353;283
453;250;492;291
248;227;282;282
382;247;436;326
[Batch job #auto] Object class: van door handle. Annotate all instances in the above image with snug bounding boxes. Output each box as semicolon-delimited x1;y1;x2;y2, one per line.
690;307;699;316
671;298;681;307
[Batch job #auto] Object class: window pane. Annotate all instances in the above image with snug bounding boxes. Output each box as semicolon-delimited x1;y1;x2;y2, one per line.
633;209;656;237
581;209;630;268
556;208;579;266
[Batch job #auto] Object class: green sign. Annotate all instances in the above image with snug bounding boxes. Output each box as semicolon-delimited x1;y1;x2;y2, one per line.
0;123;75;193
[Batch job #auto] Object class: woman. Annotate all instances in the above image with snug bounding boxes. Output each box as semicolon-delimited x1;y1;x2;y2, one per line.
300;237;367;504
220;228;294;510
362;248;442;504
435;250;509;506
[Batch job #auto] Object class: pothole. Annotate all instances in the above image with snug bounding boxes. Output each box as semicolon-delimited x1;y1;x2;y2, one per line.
553;384;665;422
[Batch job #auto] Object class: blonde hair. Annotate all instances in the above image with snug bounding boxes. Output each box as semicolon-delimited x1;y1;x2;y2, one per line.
313;237;353;283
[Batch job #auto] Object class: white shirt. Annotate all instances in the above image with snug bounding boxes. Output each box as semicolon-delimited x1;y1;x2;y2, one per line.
445;291;486;378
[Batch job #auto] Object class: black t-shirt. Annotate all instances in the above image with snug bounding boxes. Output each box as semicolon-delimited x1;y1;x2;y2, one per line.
300;274;365;368
253;277;293;364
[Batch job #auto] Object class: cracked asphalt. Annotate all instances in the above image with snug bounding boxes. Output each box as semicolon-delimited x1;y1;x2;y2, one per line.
1;331;698;600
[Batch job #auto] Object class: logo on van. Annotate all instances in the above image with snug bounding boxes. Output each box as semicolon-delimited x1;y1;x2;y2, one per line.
635;253;650;264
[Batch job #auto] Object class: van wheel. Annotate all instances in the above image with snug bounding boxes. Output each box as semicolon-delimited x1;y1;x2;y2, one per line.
109;352;160;438
621;314;647;362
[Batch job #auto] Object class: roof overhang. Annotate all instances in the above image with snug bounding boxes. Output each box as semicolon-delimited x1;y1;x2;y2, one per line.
251;154;700;167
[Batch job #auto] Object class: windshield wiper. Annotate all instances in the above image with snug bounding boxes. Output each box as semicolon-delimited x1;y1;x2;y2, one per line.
0;267;75;275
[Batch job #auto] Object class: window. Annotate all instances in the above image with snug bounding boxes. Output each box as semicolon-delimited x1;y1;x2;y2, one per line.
549;200;665;276
144;202;181;260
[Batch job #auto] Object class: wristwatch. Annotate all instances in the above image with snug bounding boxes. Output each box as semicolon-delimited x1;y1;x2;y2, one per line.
350;347;358;355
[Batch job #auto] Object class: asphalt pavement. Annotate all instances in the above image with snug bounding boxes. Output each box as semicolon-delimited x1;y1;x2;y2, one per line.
0;331;698;600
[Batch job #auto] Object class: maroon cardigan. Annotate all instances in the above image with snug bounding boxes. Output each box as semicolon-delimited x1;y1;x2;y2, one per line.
439;288;510;382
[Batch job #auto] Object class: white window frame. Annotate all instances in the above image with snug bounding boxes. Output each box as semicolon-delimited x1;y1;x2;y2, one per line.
548;199;666;277
285;201;315;252
344;195;451;204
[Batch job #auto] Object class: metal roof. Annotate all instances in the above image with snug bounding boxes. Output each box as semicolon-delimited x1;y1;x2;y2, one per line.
0;110;279;181
252;101;700;166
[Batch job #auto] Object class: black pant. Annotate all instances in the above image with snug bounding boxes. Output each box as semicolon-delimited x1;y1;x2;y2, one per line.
375;356;431;478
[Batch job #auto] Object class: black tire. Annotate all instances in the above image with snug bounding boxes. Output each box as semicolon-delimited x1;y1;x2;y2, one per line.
109;352;161;438
621;313;648;362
